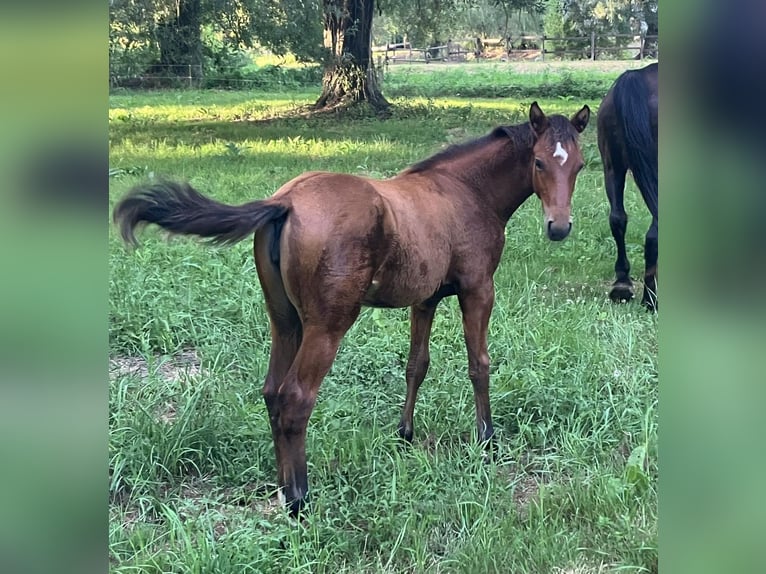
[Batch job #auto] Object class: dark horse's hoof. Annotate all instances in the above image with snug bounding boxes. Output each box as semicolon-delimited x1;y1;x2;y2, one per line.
609;282;635;303
396;424;414;445
641;291;658;312
480;436;497;464
281;490;310;518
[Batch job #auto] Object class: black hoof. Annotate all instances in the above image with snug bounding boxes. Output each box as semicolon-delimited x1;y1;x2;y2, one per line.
609;282;635;303
480;436;497;463
397;424;414;444
284;491;310;518
641;291;657;312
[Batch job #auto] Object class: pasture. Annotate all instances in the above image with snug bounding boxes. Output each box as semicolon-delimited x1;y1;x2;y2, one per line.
109;67;657;573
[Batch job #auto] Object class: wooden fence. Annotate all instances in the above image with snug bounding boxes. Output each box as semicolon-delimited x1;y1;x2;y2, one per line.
375;41;472;64
373;33;658;65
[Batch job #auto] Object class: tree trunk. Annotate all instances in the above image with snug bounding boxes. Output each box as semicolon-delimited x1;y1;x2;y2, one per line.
315;0;389;110
154;0;202;78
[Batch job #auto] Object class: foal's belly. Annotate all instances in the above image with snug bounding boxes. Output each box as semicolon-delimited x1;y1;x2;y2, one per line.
361;281;437;308
361;257;448;308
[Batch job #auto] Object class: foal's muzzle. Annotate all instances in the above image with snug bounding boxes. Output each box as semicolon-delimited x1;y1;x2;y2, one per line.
547;220;572;241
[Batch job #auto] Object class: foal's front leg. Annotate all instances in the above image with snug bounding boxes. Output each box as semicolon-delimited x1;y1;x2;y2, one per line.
457;283;495;443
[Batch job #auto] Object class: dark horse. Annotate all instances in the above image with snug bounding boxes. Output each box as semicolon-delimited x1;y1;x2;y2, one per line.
597;62;658;310
113;102;590;515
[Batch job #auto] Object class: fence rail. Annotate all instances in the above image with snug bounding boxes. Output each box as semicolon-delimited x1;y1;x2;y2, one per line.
110;64;205;88
375;41;472;64
373;32;658;65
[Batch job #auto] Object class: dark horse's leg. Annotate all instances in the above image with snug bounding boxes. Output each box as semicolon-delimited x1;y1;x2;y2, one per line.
642;216;658;311
457;282;495;443
603;153;633;302
397;299;440;442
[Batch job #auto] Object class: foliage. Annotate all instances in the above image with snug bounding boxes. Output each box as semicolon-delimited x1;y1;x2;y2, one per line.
109;0;658;86
109;0;326;80
248;0;326;61
374;0;545;48
543;0;658;57
109;69;656;572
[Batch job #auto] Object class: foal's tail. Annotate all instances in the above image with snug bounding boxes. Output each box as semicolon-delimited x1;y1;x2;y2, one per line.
113;180;289;246
613;68;658;218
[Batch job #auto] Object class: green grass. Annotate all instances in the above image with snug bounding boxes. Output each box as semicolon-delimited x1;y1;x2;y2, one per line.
381;62;639;100
109;69;657;573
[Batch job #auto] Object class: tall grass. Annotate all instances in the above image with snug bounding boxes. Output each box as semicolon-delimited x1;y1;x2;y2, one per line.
109;71;656;573
381;63;624;99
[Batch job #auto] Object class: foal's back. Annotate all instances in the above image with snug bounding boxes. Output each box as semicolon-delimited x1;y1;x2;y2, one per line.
272;169;471;310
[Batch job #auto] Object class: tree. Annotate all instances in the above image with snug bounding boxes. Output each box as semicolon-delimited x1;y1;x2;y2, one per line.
109;0;326;80
155;0;203;77
543;0;658;57
314;0;388;111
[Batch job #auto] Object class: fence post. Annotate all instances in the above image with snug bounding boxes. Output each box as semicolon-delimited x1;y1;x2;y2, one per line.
188;64;192;88
590;31;596;61
639;33;645;60
541;35;545;61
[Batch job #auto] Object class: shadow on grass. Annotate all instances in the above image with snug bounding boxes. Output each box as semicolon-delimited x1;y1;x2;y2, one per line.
108;99;521;147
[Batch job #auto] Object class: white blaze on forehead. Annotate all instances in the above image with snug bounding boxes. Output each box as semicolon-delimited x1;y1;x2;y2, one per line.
553;141;569;165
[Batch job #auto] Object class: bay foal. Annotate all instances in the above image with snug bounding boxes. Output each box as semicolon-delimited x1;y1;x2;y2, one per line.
114;102;590;515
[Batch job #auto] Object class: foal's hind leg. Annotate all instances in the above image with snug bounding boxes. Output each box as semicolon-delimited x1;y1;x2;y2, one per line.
398;299;440;443
641;216;658;311
254;227;302;491
604;158;633;302
274;321;357;515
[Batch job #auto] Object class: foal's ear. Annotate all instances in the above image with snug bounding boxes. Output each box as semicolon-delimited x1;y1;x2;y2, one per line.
529;101;549;136
570;105;591;133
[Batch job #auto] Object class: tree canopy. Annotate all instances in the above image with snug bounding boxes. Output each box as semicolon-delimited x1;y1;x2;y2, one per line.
109;0;658;105
109;0;326;77
112;0;640;77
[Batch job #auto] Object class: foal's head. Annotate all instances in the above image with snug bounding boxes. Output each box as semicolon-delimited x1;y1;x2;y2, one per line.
528;101;590;241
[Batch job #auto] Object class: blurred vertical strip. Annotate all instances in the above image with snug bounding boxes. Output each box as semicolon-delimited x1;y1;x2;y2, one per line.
662;0;766;573
0;2;106;574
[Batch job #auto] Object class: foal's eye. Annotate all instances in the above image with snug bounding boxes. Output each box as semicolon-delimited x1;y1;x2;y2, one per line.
534;158;544;171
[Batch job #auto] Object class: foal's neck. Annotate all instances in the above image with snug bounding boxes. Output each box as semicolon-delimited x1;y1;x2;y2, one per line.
456;130;535;222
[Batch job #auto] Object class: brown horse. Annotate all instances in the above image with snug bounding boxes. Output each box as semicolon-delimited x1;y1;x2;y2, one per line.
113;102;590;515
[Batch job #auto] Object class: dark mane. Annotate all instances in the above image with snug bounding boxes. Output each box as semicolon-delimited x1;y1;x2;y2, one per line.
403;116;579;175
404;129;508;174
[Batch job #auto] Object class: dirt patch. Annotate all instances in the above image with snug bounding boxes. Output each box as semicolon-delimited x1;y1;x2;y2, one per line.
209;481;285;539
512;473;543;509
552;563;613;574
113;478;283;540
497;451;552;519
497;59;652;74
156;401;178;424
387;58;654;75
109;348;203;382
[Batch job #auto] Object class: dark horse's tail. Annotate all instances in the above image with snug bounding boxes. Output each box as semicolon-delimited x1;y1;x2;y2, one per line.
613;67;658;218
113;180;289;246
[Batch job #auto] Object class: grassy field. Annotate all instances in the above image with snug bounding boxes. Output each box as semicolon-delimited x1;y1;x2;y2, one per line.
109;68;657;573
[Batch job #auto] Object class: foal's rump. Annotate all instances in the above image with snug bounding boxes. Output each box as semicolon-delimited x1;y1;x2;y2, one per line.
273;173;386;314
